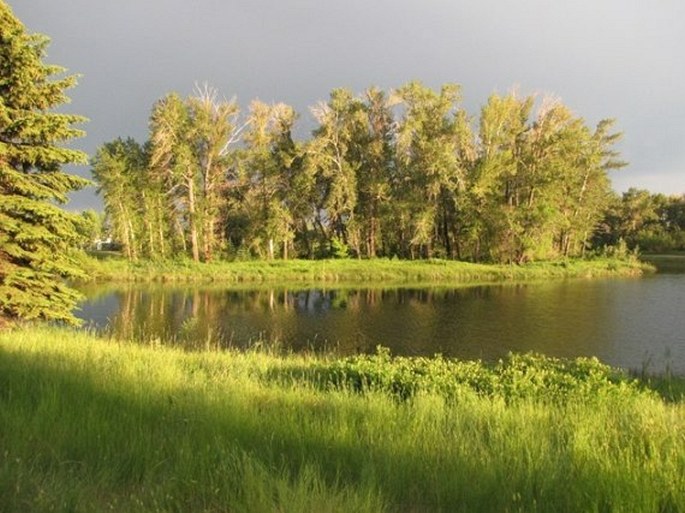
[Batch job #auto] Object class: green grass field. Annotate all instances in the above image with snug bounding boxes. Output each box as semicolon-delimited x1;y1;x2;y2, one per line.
1;327;683;512
81;254;651;285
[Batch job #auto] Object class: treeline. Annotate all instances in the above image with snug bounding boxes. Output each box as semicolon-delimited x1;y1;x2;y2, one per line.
596;189;685;253
93;82;628;263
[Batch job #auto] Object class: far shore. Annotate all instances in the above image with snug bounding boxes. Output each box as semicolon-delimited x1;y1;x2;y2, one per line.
79;254;653;286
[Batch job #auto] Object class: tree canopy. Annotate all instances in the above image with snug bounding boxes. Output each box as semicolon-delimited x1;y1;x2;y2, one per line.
0;1;89;324
94;82;638;264
595;189;685;253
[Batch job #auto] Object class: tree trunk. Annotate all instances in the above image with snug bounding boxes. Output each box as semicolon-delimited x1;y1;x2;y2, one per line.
157;197;166;259
173;213;187;254
442;207;452;258
127;216;138;261
187;176;200;262
203;217;215;262
116;201;132;260
300;221;312;258
368;199;378;258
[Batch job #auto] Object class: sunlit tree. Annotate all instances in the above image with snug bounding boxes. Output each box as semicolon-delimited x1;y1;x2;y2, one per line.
395;82;471;258
239;101;299;259
0;2;89;324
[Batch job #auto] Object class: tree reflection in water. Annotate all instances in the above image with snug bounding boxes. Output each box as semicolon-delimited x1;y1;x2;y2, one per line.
76;276;685;374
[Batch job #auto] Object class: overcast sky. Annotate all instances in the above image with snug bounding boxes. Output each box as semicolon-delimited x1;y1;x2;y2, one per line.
12;0;685;210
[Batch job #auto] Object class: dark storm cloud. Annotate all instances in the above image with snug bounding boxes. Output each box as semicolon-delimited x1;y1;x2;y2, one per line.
11;0;685;209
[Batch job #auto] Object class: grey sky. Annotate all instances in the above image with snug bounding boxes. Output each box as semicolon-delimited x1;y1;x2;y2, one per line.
12;0;685;210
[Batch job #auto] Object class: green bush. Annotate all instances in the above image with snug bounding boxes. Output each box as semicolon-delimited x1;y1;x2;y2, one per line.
277;347;648;404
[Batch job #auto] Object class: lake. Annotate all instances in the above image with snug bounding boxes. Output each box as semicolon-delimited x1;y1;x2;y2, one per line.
76;258;685;375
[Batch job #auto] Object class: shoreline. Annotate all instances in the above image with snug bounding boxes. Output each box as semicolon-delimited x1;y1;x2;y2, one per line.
79;255;653;285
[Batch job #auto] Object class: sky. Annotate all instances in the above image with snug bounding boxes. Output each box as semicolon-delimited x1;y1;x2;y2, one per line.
11;0;685;211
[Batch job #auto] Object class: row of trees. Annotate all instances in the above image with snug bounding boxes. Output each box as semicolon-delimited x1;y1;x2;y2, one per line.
596;189;685;252
94;83;627;263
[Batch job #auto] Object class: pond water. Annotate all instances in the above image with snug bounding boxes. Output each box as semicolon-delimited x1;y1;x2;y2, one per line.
76;258;685;375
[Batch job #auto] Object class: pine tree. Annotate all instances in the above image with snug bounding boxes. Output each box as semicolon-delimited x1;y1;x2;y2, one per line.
0;1;89;325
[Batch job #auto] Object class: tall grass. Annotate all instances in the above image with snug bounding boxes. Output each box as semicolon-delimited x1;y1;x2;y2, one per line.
1;327;683;512
81;254;651;285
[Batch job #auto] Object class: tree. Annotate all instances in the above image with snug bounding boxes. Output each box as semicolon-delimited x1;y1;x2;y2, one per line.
0;2;89;325
74;209;105;249
597;189;685;253
395;82;471;259
91;81;630;264
149;87;242;262
239;100;298;259
149;93;200;261
186;85;242;261
470;92;533;262
91;138;146;260
469;93;623;262
353;88;396;258
553;117;624;257
307;89;366;256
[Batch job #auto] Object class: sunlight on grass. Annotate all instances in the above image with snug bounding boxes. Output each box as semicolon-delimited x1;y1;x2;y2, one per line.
1;327;682;512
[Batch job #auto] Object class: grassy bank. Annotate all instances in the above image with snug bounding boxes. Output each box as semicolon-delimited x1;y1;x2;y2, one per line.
81;254;651;285
1;327;683;513
640;253;685;273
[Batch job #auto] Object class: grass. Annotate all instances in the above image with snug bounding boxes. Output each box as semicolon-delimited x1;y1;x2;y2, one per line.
1;327;684;512
640;254;685;273
80;254;652;285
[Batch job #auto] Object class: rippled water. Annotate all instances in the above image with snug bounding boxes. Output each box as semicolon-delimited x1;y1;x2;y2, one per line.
76;260;685;375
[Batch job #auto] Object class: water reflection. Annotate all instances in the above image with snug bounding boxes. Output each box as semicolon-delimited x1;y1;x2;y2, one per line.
77;274;685;375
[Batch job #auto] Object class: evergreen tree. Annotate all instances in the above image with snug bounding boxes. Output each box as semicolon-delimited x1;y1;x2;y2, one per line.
0;2;89;325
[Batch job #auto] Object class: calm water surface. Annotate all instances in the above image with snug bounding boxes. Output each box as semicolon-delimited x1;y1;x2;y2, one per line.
76;260;685;375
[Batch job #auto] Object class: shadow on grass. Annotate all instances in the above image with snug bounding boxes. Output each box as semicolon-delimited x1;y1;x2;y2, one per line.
1;347;682;513
0;348;495;512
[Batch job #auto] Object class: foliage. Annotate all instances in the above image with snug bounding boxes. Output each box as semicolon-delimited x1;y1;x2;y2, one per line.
286;348;647;403
596;188;685;253
231;101;299;259
92;87;246;264
0;1;89;324
329;235;350;259
91;137;149;259
468;95;623;263
73;209;105;248
394;82;470;259
94;82;633;265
